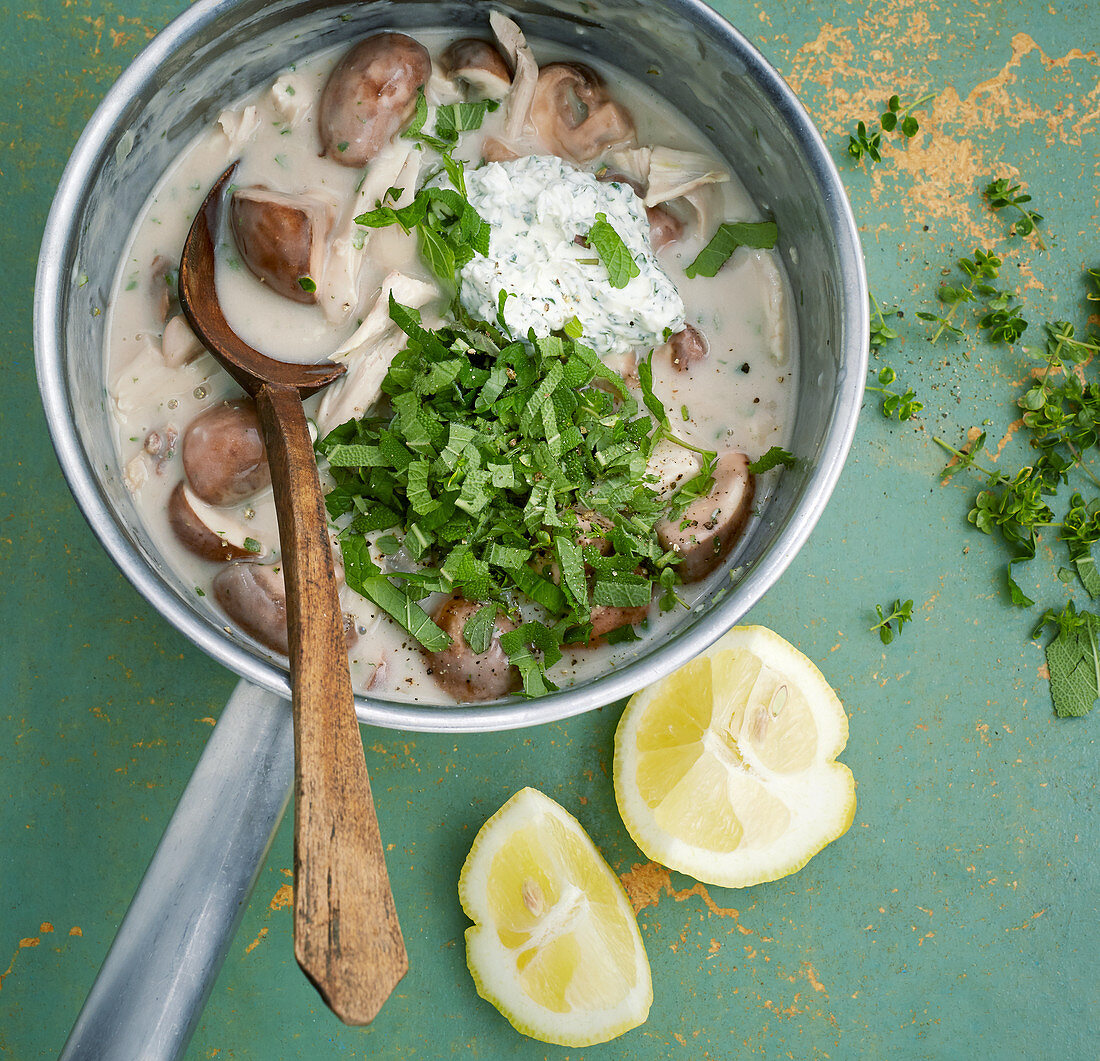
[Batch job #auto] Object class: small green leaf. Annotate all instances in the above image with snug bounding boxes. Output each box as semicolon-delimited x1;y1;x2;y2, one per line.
462;603;498;655
685;221;778;279
747;446;797;474
585;212;640;289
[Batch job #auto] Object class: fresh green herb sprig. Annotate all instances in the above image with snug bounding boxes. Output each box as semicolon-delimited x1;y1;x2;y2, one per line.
1032;601;1100;716
867;365;922;421
317;298;717;696
685;220;777;279
916;249;1013;344
869;292;900;353
402;88;498;154
984;178;1047;252
355;171;490;283
848;92;934;163
871;598;914;644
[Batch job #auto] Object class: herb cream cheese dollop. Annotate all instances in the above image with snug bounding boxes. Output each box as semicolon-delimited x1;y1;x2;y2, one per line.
459;155;684;357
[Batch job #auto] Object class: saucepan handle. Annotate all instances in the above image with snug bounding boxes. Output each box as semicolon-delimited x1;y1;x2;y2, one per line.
59;679;294;1061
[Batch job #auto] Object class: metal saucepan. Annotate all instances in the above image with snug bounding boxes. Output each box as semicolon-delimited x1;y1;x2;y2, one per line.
35;0;866;1055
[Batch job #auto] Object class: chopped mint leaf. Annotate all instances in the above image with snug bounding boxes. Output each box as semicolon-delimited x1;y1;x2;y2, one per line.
748;446;797;474
563;315;584;339
462;603;498;655
685;220;778;279
243;537;262;554
586;212;640;289
401;85;429;140
298;276;317;293
313;302;710;694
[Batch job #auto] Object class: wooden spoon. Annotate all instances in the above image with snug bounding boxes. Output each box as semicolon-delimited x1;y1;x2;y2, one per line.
178;164;407;1024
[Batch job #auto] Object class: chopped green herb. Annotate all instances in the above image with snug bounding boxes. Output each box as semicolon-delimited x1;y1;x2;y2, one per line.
685;221;777;279
585;212;640;289
315;300;713;691
748;446;797;474
298;276;317;293
243;537;262;554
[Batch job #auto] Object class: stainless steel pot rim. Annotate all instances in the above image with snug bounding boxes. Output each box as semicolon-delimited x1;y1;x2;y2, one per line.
35;0;868;733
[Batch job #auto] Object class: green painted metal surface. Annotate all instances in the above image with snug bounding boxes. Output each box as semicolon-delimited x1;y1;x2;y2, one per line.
2;0;1097;1057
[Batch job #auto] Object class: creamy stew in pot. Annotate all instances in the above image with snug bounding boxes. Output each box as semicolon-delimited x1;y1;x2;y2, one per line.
106;14;798;703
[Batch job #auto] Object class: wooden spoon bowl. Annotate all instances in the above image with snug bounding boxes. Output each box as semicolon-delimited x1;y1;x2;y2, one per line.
178;165;407;1025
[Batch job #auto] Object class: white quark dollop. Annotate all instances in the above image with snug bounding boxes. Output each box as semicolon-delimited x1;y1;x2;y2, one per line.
459;155;684;357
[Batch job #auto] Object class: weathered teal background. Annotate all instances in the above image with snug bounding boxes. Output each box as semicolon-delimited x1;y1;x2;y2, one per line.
2;0;1098;1057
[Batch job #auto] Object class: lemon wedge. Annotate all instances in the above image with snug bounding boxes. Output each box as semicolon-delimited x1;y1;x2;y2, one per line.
459;787;652;1046
614;625;856;888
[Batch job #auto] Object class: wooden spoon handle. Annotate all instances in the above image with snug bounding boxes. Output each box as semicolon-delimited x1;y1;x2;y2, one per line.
255;381;407;1025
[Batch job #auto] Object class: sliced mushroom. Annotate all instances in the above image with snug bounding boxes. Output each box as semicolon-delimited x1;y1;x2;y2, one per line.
566;603;650;649
213;562;288;655
162;313;205;368
530;63;635;163
421;596;521;702
669;324;709;372
440;38;511;100
229;186;331;304
481;136;520;163
182;399;271;507
318;33;431;166
646;205;683;251
168;481;259;562
656;451;755;582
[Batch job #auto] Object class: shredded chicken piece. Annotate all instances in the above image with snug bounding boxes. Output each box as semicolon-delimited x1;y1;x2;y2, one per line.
270;75;313;128
490;12;538;142
320;142;420;323
317;272;439;433
217;106;261;155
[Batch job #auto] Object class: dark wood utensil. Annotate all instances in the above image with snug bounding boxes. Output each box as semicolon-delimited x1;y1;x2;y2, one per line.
178;165;407;1025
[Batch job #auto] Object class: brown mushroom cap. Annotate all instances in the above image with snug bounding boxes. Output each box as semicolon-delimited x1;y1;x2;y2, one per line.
440;38;512;100
656;451;755;582
568;602;650;649
229;186;330;304
182;399;271;507
530;63;636;163
167;481;258;563
213;562;288;655
669;324;709;372
646;205;684;251
318;33;431;166
421;596;521;702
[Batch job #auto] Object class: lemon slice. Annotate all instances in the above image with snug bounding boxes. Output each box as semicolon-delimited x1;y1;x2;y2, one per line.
459;787;652;1046
614;625;856;888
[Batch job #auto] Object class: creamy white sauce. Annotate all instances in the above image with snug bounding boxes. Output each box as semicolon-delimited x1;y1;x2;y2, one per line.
104;24;799;704
460;155;683;354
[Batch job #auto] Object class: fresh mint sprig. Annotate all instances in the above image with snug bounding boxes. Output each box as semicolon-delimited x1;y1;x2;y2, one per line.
685;220;777;279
